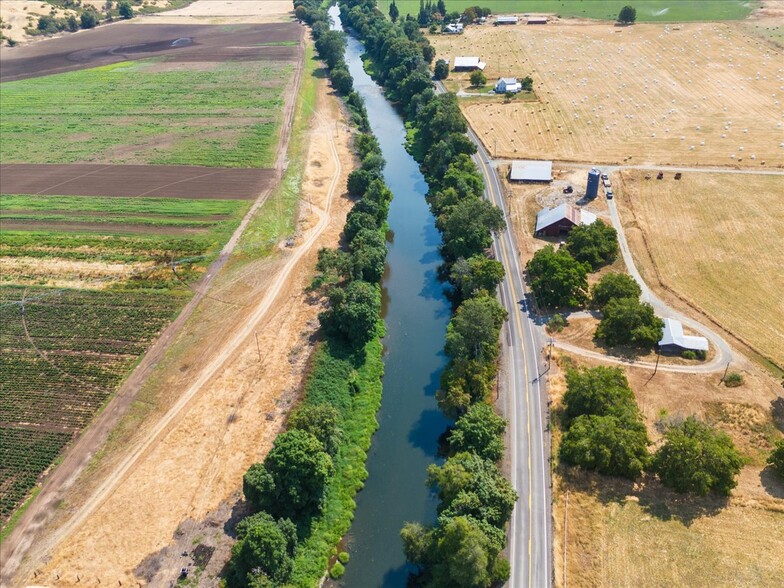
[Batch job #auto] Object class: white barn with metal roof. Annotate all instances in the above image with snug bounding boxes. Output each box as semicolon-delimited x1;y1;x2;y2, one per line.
495;77;522;93
658;318;709;353
453;56;486;70
509;160;553;183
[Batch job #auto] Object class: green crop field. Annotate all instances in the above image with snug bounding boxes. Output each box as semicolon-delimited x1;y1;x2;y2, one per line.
0;286;187;525
0;59;292;167
380;0;757;22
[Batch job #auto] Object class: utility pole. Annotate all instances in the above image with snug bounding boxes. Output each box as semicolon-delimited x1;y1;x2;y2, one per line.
254;332;261;362
720;361;730;384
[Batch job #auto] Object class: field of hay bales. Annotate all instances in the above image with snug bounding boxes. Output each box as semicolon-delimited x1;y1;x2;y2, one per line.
430;22;784;168
614;170;784;372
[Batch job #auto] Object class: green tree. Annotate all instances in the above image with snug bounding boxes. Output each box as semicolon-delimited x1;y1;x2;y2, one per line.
469;69;487;87
288;403;342;457
243;430;333;519
422;43;436;64
348;228;387;283
118;1;134;19
440;198;505;261
595;297;663;349
344;209;379;242
418;0;431;26
768;439;784;478
449;255;505;301
37;15;58;33
65;14;79;31
430;517;493;588
565;220;619;270
526;245;590;309
562;366;637;424
314;30;346;69
331;66;353;94
519;76;533;91
389;0;400;22
346;168;374;197
80;9;99;29
428;452;517;529
437;0;447;16
320;280;380;345
590;273;641;310
618;5;637;24
448;403;506;462
228;512;297;586
560;413;650;479
653;417;744;496
434;59;449;80
438;358;496;418
445;295;507;362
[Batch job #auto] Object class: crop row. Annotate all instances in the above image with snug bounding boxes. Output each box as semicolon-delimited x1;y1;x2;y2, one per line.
0;427;73;523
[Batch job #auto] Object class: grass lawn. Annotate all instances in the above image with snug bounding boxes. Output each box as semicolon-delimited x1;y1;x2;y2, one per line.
380;0;757;22
0;59;292;167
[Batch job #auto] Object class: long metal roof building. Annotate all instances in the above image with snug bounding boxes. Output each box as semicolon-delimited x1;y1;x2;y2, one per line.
659;318;709;352
510;160;553;183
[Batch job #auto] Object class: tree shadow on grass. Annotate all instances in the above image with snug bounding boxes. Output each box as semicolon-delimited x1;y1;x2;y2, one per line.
560;467;729;528
760;466;784;499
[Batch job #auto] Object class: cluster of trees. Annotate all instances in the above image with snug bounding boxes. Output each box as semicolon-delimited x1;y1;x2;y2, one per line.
33;1;134;35
225;3;393;585
339;2;513;584
402;405;515;587
559;367;744;496
526;224;664;350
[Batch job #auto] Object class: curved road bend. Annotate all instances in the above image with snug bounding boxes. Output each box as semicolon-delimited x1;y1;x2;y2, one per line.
435;81;552;587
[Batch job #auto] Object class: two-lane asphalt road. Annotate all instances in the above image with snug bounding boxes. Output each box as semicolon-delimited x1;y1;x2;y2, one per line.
468;127;552;587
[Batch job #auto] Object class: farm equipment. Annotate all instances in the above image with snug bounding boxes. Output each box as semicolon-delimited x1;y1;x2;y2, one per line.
674;172;682;180
656;171;664;180
563;185;573;194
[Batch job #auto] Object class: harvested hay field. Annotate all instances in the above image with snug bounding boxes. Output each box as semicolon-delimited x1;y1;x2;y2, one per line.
0;164;273;199
0;22;302;82
430;22;784;168
615;171;784;371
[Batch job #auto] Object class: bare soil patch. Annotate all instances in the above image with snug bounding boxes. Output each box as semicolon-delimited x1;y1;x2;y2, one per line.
0;164;274;199
614;170;784;371
1;219;208;235
0;21;302;81
0;257;154;290
430;22;784;168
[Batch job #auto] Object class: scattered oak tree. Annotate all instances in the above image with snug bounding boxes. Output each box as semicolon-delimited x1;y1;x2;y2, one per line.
118;1;133;19
595;297;663;349
434;59;449;80
526;245;590;309
653;417;743;496
469;69;487;87
590;272;641;310
227;512;297;586
768;439;784;479
449;255;505;301
562;366;637;424
565;220;619;270
618;5;637;24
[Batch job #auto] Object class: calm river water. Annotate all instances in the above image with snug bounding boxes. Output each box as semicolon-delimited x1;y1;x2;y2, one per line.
329;6;451;586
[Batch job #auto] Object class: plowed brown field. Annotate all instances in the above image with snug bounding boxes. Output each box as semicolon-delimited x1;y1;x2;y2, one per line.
0;164;274;199
0;22;302;81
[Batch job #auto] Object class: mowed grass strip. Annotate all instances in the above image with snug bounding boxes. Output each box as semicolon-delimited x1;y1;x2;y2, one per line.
616;171;784;369
0;59;292;167
380;0;756;22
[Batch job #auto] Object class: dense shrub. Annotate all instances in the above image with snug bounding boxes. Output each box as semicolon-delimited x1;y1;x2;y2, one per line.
724;372;744;387
320;280;381;345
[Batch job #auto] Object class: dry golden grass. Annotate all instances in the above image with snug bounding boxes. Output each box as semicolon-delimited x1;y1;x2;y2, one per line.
550;351;784;588
615;171;784;371
430;22;784;167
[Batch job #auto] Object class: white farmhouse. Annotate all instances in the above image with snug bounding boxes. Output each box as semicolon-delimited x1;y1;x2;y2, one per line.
495;77;522;93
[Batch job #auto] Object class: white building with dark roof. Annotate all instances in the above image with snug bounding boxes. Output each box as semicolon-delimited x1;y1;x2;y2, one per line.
658;318;709;354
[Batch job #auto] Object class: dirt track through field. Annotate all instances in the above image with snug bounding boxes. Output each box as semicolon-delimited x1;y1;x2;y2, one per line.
0;164;275;199
0;22;302;81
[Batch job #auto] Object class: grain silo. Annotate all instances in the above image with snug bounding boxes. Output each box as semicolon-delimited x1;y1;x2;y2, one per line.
586;168;600;199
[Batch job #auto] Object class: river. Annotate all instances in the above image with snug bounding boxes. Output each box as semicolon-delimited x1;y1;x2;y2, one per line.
329;6;451;586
